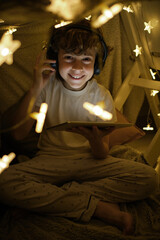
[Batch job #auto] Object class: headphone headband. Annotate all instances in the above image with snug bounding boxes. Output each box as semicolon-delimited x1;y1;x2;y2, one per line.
47;23;108;75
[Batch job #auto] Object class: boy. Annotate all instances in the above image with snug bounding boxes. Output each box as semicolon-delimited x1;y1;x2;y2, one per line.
0;19;158;235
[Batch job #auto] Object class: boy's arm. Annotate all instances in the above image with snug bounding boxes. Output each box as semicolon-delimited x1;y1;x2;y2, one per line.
88;130;110;159
69;126;112;159
11;87;41;141
11;49;55;141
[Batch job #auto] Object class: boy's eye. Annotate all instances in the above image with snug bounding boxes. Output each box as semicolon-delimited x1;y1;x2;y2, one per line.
83;57;92;63
64;55;73;61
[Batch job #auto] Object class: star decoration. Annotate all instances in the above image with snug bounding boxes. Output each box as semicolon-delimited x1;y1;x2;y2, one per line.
144;21;154;34
30;103;48;133
55;21;72;29
0;152;16;174
149;69;156;79
133;45;142;57
123;5;133;13
150;90;159;96
0;32;21;65
83;102;113;121
46;0;84;20
5;28;17;35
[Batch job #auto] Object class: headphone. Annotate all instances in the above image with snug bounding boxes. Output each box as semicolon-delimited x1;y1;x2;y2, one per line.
46;23;108;75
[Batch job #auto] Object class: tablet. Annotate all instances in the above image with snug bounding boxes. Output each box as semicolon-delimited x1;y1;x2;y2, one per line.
47;121;132;131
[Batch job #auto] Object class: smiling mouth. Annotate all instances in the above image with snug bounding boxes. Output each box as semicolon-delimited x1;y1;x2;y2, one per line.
69;74;84;80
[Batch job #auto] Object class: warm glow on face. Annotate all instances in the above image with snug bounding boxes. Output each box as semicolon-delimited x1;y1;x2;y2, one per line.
0;153;16;174
83;102;113;121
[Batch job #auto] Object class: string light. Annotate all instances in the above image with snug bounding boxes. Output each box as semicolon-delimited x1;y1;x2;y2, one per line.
144;21;154;34
0;32;21;65
0;19;4;23
150;90;159;96
143;124;154;131
30;103;48;133
5;28;17;35
0;153;16;174
150;69;156;79
83;102;113;121
54;21;72;29
91;3;123;28
133;45;142;57
123;5;133;13
85;15;92;20
46;0;84;20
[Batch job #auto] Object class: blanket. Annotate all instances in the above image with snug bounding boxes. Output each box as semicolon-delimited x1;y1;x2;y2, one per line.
0;145;160;240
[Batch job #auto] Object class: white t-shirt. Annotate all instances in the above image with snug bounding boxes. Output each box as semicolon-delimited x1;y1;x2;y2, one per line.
35;76;117;156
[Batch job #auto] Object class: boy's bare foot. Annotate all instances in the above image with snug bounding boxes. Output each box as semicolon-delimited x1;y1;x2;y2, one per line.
93;201;134;235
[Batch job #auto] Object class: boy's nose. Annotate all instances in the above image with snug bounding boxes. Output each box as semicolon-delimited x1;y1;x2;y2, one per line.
72;60;83;71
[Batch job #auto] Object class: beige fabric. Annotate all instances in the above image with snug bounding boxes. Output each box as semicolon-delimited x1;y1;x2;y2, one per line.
0;149;158;222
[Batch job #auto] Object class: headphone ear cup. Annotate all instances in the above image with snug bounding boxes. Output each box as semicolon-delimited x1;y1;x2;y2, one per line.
94;56;100;75
46;45;58;70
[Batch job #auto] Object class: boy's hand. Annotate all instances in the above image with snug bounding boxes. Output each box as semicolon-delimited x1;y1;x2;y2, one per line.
68;125;114;142
33;49;56;91
67;126;115;159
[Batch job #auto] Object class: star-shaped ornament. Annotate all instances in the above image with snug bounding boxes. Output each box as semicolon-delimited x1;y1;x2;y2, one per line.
133;45;142;57
123;5;133;13
149;69;156;79
144;21;154;34
0;32;21;65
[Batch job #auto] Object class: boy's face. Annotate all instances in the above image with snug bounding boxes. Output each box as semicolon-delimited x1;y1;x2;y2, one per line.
58;48;96;91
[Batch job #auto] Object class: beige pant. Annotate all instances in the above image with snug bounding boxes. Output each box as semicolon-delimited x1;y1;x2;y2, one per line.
0;153;158;222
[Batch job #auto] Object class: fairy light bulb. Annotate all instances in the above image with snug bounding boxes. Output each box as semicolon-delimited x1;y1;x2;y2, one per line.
30;103;48;133
92;3;123;28
92;105;103;116
85;15;92;20
150;90;159;96
0;32;21;65
0;152;16;174
133;45;142;57
150;69;156;79
123;5;133;13
5;28;17;35
46;0;84;20
144;21;154;34
143;124;154;131
83;102;113;121
55;21;72;28
1;47;10;56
